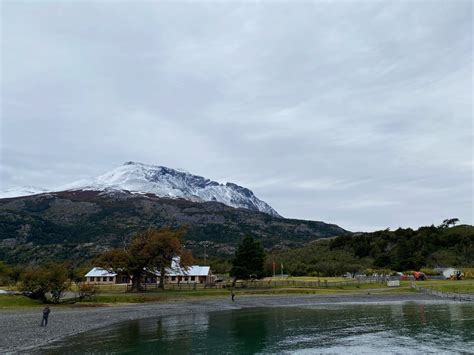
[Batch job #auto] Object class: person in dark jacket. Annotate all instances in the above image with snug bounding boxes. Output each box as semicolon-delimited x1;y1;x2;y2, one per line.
41;306;50;326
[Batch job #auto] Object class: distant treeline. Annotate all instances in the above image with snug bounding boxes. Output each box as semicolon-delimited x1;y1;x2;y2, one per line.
266;224;474;276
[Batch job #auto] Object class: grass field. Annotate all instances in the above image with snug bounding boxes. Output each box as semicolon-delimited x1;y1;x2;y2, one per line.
2;279;471;309
409;280;474;294
0;281;413;309
0;295;43;308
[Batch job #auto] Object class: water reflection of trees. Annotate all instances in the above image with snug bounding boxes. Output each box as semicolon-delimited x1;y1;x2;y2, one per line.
46;304;474;353
398;303;474;350
208;309;269;353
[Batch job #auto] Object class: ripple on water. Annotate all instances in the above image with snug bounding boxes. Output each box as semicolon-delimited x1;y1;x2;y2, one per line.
40;303;474;354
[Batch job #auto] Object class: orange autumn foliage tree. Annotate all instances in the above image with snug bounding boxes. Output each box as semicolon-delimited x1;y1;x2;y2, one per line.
97;226;192;291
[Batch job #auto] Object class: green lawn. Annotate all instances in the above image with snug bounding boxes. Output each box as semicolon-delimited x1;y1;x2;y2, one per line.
0;295;43;308
0;282;416;309
81;286;413;305
5;279;471;309
410;280;474;294
11;277;471;309
87;280;415;300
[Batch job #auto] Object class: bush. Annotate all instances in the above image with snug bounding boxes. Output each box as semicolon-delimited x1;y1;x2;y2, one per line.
77;283;98;300
20;263;69;303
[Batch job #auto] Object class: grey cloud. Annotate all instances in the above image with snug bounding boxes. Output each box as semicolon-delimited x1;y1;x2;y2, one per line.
1;0;472;231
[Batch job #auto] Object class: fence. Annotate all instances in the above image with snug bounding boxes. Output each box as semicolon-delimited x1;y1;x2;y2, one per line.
216;278;386;289
411;283;474;302
123;277;387;292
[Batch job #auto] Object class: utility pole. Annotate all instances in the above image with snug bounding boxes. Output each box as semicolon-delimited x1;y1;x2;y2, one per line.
203;241;210;264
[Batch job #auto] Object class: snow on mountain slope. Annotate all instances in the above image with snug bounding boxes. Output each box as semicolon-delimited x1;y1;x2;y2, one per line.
0;186;49;198
59;162;281;217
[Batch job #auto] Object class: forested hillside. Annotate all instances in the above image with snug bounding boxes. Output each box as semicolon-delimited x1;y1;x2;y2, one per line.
0;190;348;265
267;224;474;276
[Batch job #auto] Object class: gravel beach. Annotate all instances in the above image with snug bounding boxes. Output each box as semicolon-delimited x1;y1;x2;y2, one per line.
0;293;453;353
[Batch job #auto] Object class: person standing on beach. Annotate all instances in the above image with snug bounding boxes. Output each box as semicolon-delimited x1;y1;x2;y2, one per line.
231;291;235;302
41;306;50;326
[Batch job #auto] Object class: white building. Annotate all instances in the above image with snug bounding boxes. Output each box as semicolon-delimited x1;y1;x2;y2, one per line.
165;265;215;284
84;258;215;285
164;257;215;284
85;267;118;284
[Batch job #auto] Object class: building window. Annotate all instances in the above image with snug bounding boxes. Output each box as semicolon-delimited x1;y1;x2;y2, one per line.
90;277;94;282
102;277;107;282
171;276;176;281
109;277;114;282
191;276;195;281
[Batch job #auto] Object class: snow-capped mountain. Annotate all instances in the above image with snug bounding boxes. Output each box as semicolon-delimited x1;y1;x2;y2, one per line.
2;162;281;217
0;186;49;198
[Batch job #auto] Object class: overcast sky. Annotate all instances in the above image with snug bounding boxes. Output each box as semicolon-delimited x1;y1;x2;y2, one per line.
1;1;472;231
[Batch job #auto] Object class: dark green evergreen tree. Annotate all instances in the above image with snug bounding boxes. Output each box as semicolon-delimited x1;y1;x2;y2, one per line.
230;235;265;281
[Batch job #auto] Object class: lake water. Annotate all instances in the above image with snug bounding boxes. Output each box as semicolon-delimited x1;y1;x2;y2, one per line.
44;303;473;354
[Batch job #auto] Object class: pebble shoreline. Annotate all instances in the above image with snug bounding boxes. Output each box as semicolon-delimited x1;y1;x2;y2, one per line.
0;293;455;353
